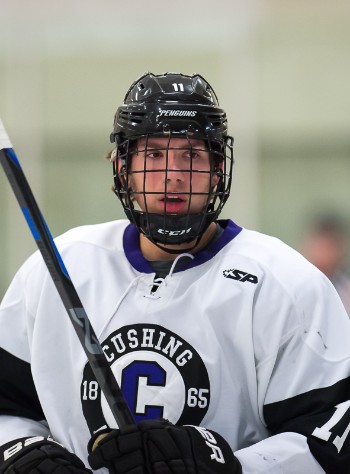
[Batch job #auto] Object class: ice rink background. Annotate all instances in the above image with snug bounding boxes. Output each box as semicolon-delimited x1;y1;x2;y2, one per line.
0;0;349;297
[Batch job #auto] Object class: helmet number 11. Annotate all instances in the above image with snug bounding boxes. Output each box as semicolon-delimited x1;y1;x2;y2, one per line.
172;83;184;92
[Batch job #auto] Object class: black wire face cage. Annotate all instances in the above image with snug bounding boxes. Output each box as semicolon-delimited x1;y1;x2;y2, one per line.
112;130;234;253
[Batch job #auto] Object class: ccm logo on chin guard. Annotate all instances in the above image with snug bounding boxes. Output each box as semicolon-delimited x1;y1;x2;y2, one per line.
223;268;258;284
157;228;192;236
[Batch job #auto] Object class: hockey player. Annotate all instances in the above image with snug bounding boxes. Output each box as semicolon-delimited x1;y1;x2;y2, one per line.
0;72;350;474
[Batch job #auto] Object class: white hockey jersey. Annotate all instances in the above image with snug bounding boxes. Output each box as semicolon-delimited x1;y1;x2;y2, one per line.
1;219;350;474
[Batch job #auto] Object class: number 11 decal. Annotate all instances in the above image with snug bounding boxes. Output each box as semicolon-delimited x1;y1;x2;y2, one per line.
172;83;184;92
312;400;350;452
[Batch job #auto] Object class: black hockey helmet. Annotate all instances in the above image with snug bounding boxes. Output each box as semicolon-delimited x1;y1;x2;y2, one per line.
110;72;234;251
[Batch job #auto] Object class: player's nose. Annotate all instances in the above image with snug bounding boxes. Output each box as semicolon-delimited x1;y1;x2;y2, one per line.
164;150;186;182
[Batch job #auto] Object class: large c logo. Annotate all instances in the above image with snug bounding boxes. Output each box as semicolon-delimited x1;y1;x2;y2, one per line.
122;360;166;422
81;324;210;433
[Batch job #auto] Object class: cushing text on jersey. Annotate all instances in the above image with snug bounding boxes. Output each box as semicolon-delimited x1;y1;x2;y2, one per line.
102;327;193;367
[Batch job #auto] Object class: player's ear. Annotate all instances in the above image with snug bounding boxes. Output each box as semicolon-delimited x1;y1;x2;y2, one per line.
212;163;223;187
110;148;118;167
109;148;125;179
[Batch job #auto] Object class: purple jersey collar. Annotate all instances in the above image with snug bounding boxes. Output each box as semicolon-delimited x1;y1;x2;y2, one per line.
123;219;242;273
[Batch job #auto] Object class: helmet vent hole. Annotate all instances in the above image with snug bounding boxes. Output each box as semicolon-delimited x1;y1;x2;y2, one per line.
119;110;146;125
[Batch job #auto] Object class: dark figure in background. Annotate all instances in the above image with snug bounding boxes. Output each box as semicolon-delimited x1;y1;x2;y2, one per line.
302;215;350;315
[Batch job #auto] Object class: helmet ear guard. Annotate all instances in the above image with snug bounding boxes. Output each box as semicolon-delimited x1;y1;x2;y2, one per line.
110;72;234;252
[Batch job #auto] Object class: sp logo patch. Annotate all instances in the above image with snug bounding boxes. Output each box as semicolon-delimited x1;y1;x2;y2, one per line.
223;268;258;284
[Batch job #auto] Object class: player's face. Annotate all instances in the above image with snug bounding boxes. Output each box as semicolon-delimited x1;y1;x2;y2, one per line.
126;137;219;215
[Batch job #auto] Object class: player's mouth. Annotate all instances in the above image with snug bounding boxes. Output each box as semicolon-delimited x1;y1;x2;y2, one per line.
159;195;188;213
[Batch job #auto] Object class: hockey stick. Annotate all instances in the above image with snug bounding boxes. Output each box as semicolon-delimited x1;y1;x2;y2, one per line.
0;118;134;429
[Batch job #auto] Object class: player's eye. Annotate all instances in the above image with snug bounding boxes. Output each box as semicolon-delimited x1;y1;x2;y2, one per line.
184;149;202;160
146;149;164;159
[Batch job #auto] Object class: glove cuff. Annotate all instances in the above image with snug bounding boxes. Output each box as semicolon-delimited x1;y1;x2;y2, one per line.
182;425;243;474
0;436;61;473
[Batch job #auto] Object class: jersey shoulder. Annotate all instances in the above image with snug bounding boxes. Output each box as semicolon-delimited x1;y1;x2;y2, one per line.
15;219;130;281
228;226;332;302
54;219;130;251
233;227;319;276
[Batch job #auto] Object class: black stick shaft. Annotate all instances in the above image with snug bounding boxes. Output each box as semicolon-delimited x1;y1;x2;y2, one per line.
0;121;134;428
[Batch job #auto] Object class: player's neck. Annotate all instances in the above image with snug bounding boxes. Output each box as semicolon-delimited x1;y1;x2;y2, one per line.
140;222;218;261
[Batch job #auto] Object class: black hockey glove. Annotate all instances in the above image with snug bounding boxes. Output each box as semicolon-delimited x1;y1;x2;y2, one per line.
0;437;92;474
88;419;242;474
